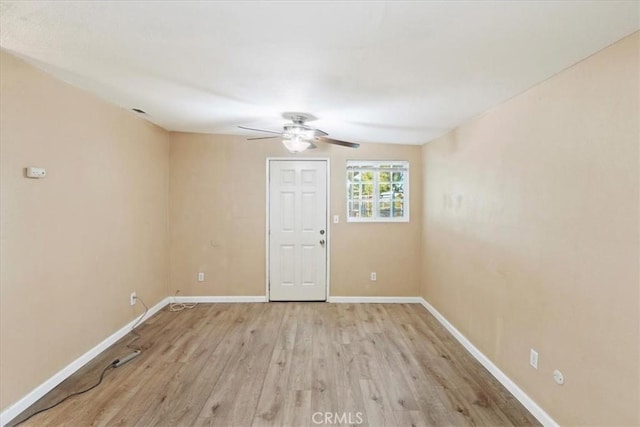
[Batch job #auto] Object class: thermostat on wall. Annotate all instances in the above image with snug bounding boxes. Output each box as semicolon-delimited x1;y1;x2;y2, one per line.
26;167;46;178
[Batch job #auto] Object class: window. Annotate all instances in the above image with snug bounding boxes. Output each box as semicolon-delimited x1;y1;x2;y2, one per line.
346;160;409;222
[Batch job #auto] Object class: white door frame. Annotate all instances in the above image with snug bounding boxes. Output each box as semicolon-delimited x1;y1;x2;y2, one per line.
265;157;331;301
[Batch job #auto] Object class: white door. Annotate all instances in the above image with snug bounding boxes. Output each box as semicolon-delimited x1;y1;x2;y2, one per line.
269;160;327;301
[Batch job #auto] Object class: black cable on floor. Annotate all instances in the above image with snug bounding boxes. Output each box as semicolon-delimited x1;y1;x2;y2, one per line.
12;298;149;426
13;362;116;426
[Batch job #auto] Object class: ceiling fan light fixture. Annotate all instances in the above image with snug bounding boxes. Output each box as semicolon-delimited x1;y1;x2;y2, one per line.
239;112;359;150
283;124;315;140
282;134;311;153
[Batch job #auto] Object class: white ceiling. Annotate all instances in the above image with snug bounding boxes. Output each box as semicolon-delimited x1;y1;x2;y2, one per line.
1;1;638;145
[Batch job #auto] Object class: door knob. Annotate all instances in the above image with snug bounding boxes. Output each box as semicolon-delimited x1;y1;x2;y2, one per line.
320;229;325;235
319;239;325;245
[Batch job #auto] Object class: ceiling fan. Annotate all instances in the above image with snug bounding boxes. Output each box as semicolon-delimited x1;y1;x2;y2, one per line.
239;113;360;153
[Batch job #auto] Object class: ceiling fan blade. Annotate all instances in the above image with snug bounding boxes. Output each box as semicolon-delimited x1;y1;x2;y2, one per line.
313;128;329;137
316;136;360;148
247;136;280;140
238;125;282;135
307;141;318;150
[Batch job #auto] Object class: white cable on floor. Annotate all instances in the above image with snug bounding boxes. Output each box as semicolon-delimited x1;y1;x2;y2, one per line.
168;290;197;312
127;295;148;351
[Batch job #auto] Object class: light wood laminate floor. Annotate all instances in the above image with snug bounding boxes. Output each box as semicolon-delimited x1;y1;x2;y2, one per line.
10;303;540;426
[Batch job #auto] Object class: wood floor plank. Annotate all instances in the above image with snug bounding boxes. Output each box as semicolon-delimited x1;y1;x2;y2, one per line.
310;304;340;419
280;304;314;426
161;304;260;427
252;303;299;426
327;304;368;427
282;389;311;427
373;305;462;426
193;302;283;426
352;306;403;426
133;305;240;426
11;302;541;427
285;303;314;393
393;410;430;427
107;361;184;426
359;378;398;426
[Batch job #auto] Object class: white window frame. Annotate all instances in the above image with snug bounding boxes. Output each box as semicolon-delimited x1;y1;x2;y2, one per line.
346;160;410;223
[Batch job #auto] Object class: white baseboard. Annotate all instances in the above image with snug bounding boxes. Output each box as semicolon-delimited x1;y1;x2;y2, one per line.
328;296;422;303
418;297;558;427
173;296;268;303
0;297;170;427
177;295;416;304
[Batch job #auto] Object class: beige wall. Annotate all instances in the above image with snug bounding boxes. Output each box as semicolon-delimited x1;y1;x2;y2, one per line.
169;133;422;298
421;33;639;426
0;51;170;411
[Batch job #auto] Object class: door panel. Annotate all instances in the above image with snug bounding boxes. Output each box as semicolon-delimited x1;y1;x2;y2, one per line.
269;160;327;301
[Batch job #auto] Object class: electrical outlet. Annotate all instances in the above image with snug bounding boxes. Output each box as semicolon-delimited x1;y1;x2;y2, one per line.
530;349;538;369
370;272;377;281
553;369;564;385
198;272;205;282
130;292;137;306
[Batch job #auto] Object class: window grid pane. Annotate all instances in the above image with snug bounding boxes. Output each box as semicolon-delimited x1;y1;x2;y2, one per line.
346;161;409;222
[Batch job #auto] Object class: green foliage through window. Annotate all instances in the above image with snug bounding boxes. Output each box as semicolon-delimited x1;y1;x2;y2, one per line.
346;161;409;222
